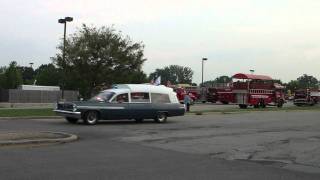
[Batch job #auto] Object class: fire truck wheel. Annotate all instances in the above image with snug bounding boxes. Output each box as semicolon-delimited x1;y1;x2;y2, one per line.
221;101;229;104
277;100;284;108
239;104;247;109
202;100;206;103
254;105;259;108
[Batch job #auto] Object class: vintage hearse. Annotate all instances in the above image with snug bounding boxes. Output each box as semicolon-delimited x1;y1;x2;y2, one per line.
54;84;185;125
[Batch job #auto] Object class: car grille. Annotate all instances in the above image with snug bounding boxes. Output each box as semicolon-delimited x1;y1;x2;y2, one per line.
57;103;74;111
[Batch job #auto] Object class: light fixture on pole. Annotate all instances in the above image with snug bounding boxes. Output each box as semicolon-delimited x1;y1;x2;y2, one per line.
58;17;73;99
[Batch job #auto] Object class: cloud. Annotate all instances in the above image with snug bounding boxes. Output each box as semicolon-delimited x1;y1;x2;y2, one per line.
1;0;320;82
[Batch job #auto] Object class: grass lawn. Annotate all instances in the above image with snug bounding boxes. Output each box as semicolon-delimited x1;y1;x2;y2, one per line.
0;108;55;117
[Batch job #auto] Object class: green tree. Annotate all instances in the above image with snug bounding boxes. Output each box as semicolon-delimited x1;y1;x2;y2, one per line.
52;24;147;98
35;64;62;86
285;80;299;92
0;66;6;88
214;75;232;83
201;75;231;87
285;74;318;92
297;74;318;89
3;61;23;89
17;66;35;84
149;65;193;84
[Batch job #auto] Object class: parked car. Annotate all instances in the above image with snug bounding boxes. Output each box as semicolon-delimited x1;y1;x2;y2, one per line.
54;84;185;125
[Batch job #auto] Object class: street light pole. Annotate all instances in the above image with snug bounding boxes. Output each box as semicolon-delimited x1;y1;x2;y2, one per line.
63;21;67;68
201;58;207;103
58;17;73;100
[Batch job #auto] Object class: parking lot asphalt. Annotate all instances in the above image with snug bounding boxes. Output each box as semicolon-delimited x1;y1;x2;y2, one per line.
0;109;320;179
191;101;295;111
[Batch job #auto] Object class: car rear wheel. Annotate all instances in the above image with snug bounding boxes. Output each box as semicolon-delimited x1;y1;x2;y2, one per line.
84;111;99;125
66;117;78;124
154;112;167;123
135;118;144;123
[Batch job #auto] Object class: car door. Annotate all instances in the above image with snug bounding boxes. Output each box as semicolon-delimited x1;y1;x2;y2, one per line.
129;92;154;119
106;93;130;120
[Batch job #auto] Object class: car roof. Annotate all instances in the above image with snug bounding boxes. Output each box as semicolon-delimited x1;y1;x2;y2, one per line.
102;84;174;94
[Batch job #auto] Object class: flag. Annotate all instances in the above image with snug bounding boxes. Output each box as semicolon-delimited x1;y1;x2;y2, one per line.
154;76;161;85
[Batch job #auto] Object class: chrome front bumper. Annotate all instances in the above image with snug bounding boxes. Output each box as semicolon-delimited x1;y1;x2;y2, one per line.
53;109;81;119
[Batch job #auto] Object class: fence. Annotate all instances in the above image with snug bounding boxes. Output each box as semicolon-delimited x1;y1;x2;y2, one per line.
0;89;9;102
0;89;78;103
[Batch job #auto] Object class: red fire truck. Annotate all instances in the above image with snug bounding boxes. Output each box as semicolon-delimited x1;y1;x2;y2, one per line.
175;87;197;104
293;89;320;106
184;86;201;99
206;84;233;104
232;73;286;108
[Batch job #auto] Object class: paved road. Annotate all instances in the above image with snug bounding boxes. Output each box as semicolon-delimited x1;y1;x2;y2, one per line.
191;101;295;111
0;111;319;180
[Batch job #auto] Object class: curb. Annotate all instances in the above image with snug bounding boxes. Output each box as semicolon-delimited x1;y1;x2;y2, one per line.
0;132;78;146
0;116;62;120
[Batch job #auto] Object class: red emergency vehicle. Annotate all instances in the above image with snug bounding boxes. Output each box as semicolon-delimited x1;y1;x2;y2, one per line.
174;87;197;104
206;84;233;104
293;89;320;106
232;73;286;108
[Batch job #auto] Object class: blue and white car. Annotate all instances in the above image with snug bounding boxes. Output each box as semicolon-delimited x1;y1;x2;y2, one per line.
54;84;185;125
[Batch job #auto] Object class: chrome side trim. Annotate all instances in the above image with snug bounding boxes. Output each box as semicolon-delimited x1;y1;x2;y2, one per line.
77;106;125;109
53;110;81;115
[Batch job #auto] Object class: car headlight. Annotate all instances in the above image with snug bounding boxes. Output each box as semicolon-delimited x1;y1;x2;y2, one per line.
73;104;77;112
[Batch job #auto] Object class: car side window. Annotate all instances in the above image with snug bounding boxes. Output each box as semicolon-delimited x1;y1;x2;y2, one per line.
131;92;150;103
151;93;170;103
112;93;129;103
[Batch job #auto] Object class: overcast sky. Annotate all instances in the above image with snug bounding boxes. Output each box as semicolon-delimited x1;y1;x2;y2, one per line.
1;0;320;83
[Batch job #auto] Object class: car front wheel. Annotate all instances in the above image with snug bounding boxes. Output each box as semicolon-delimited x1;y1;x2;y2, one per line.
154;112;167;123
84;111;99;125
66;117;78;124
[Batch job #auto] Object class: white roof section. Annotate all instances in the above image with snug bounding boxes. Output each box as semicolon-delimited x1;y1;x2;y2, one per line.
110;84;174;94
18;85;60;91
103;84;179;103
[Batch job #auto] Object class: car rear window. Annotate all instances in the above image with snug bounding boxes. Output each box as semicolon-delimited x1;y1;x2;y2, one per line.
151;93;170;103
131;92;150;103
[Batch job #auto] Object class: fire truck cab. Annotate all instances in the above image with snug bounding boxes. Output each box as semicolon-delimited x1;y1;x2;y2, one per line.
232;73;285;109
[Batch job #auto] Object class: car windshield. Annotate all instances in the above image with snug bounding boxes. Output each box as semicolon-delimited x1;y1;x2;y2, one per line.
90;91;115;102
